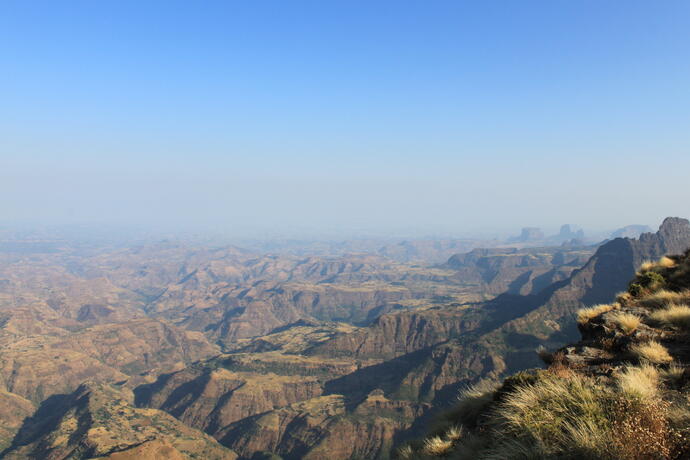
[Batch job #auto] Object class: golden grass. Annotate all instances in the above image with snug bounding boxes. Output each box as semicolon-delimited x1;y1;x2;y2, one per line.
444;425;463;441
659;256;677;268
631;341;673;364
577;303;616;324
648;304;690;329
396;445;414;459
445;380;499;428
617;364;659;399
492;375;612;457
611;312;642;334
639;260;656;272
639;289;690;309
660;364;686;388
422;435;453;455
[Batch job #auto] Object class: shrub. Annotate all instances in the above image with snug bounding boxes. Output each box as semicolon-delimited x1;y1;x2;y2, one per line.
629;271;666;296
648;304;690;329
577;304;616;324
631;341;673;364
611;312;641;334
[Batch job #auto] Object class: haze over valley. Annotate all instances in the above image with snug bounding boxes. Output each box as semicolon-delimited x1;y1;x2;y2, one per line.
3;1;690;458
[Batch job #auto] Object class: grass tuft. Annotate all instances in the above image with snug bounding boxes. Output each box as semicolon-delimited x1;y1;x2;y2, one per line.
648;304;690;329
659;256;677;268
577;304;616;324
611;312;641;334
639;290;690;309
617;364;659;399
640;260;656;272
631;341;673;364
422;435;453;456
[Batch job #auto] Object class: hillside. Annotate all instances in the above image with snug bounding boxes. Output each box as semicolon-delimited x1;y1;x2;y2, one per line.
401;248;690;458
0;221;687;459
1;382;237;460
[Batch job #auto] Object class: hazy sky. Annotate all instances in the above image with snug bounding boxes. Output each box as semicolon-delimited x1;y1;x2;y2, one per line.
2;1;689;237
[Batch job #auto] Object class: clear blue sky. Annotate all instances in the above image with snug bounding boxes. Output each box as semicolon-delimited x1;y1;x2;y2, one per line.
2;1;689;237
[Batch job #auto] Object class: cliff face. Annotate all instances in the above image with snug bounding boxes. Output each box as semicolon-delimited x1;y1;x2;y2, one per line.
491;217;690;346
446;246;594;296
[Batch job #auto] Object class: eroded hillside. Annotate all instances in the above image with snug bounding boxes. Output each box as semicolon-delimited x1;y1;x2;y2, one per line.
1;221;687;459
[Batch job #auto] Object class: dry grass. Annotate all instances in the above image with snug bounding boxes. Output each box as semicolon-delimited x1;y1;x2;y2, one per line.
631;341;673;364
639;289;689;309
439;380;498;429
617;364;659;399
444;425;463;441
396;445;414;459
659;256;677;268
649;304;690;329
422;435;453;455
640;260;656;272
488;375;613;458
660;364;686;389
577;303;616;324
611;312;642;334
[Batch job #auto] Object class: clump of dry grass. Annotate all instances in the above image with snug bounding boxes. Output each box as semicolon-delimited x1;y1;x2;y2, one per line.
649;304;690;329
617;364;659;399
631;341;673;364
577;303;616;324
639;290;688;309
659;256;677;268
396;445;414;459
422;435;454;455
439;380;498;429
611;312;642;334
660;364;686;389
640;260;656;272
491;375;612;457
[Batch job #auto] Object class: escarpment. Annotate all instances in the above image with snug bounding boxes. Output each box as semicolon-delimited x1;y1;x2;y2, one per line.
401;247;690;459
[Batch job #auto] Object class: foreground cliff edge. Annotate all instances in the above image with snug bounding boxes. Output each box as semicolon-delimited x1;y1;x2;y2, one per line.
400;250;690;459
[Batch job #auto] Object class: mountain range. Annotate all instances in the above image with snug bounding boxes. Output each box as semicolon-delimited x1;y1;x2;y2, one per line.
0;219;688;459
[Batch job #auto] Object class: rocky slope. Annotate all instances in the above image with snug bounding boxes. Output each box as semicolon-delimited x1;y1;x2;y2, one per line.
401;245;690;458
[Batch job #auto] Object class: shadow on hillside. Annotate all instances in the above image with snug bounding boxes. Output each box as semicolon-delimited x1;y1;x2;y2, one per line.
1;393;73;458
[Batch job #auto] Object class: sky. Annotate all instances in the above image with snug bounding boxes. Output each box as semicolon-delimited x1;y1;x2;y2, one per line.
1;1;690;238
